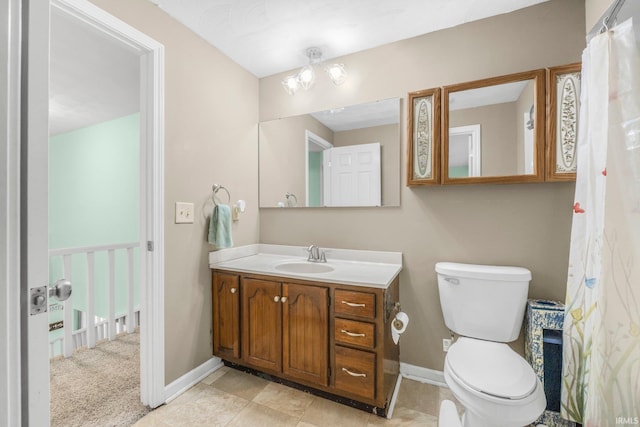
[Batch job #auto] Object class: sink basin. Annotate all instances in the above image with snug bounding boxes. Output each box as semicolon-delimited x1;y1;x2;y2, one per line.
275;262;334;274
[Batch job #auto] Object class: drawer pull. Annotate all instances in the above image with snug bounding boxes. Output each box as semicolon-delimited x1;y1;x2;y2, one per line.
230;287;237;294
341;329;365;337
341;367;366;378
341;301;366;308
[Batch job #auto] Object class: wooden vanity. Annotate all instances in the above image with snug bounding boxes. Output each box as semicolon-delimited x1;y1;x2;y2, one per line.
211;268;401;416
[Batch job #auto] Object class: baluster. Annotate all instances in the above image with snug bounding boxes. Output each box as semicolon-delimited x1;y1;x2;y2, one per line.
126;247;134;334
62;254;74;357
86;252;96;348
108;249;116;340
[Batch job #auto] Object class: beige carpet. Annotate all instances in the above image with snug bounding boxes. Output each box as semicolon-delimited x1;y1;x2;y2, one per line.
50;332;151;427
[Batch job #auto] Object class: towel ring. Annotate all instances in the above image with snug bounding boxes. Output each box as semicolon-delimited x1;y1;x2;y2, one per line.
212;184;231;206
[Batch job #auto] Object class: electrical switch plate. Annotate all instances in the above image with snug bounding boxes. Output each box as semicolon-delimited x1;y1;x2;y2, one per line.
175;202;194;224
443;338;452;352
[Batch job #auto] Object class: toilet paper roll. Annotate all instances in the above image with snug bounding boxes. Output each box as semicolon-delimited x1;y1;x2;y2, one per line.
391;311;409;345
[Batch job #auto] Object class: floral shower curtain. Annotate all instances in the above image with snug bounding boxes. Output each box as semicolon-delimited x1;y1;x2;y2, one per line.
562;19;640;425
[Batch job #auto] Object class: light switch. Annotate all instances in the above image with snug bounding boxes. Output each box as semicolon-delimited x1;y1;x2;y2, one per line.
175;202;194;224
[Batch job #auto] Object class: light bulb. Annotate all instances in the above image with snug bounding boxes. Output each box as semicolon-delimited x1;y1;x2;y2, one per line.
298;65;315;90
281;74;299;95
326;63;347;85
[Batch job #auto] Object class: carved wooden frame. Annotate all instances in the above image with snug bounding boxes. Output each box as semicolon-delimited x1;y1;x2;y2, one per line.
546;63;581;182
406;88;441;185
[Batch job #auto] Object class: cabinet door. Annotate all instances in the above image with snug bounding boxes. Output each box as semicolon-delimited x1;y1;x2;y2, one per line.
212;272;240;359
282;283;329;386
242;278;282;372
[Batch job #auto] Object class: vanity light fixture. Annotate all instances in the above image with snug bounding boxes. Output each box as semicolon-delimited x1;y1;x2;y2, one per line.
281;47;348;95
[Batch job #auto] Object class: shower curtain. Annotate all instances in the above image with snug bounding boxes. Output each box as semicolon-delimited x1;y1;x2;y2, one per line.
561;19;640;425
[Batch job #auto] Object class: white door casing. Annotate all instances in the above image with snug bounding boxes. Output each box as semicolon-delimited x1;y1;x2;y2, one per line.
449;124;481;177
1;0;23;425
305;130;332;207
50;0;166;409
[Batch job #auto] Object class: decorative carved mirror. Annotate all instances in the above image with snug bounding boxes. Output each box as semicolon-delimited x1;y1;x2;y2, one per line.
546;63;581;181
442;69;546;185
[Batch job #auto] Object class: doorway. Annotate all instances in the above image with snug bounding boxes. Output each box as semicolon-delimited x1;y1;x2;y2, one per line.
9;0;166;424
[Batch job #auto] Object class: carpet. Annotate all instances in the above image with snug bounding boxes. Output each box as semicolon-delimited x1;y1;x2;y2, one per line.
50;332;151;427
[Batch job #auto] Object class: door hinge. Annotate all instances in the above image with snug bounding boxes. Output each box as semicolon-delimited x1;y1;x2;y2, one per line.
147;241;154;251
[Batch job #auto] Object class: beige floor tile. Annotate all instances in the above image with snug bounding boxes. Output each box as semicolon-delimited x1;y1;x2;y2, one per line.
209;368;269;401
299;397;371;427
252;382;315;418
151;385;249;427
132;412;173;427
226;401;300;427
394;379;458;416
201;366;230;385
367;406;438;426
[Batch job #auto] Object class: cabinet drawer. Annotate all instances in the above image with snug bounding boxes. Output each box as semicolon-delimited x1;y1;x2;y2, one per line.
334;318;375;349
335;289;375;319
335;346;375;400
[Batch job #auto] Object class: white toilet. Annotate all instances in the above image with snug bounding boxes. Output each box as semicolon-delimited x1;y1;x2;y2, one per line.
435;262;546;427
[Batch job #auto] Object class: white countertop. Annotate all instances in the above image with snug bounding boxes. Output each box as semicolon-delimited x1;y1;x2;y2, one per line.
209;244;402;289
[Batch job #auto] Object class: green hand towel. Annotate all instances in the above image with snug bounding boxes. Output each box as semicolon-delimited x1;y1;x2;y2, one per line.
208;204;233;249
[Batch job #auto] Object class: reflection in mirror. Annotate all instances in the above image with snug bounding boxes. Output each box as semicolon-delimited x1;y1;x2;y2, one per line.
442;70;545;184
259;98;400;207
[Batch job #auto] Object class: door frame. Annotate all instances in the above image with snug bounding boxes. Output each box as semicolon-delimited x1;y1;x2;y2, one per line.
51;0;166;409
305;130;332;207
449;124;481;177
0;0;22;424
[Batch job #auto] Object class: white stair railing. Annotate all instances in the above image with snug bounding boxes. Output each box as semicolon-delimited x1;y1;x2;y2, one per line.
48;242;141;358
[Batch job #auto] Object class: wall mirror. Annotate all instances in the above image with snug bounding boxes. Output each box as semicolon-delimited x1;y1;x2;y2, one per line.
442;69;546;184
259;98;400;208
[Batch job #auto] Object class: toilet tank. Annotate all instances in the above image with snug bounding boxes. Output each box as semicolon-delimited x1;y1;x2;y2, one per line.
436;262;532;342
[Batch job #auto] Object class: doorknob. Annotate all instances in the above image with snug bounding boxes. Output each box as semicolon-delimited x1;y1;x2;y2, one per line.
49;278;72;302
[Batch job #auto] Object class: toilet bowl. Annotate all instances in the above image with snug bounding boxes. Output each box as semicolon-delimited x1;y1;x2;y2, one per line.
435;262;546;427
441;338;546;427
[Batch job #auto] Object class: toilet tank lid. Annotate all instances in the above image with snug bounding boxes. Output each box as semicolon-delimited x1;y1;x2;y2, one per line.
435;262;531;281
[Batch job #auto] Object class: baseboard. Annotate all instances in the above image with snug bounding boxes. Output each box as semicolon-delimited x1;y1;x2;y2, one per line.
164;357;223;403
400;362;447;387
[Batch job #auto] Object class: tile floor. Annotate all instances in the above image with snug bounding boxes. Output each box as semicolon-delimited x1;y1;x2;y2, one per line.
133;366;462;426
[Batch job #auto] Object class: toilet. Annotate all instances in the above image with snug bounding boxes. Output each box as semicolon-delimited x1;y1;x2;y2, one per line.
435;262;546;427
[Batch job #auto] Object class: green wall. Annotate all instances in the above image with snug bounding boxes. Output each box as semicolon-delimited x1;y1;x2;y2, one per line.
48;114;140;338
308;151;323;207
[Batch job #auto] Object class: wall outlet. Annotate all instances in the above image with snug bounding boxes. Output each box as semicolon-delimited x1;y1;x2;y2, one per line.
175;202;194;224
443;338;452;352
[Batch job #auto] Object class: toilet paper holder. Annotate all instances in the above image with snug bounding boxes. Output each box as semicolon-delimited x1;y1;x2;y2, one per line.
385;300;401;322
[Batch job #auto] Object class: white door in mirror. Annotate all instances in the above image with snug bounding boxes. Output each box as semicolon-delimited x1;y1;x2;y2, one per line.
323;142;381;207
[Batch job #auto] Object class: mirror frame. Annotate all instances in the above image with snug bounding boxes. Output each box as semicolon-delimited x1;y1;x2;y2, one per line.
442;69;546;185
546;62;581;182
406;88;441;186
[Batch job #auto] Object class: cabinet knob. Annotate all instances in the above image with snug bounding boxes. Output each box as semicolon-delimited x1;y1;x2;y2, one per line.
274;296;280;302
280;296;287;303
230;287;237;294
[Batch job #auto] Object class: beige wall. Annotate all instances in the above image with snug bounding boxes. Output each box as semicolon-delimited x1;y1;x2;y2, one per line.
586;0;614;31
259;115;332;207
90;0;260;384
333;124;400;206
259;0;585;371
450;103;518;176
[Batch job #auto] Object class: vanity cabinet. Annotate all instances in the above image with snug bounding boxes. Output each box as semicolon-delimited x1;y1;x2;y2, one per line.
212;272;240;359
211;270;400;416
241;277;329;386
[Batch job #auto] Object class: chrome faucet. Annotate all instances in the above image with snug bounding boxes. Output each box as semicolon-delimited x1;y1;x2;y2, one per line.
307;245;327;263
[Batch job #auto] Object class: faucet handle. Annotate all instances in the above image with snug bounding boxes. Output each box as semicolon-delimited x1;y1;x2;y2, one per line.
320;251;326;262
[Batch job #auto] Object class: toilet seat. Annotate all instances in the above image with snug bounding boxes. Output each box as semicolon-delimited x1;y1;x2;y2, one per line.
446;337;537;400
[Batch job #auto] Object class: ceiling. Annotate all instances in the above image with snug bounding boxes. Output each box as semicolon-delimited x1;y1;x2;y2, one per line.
149;0;550;78
49;0;551;135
